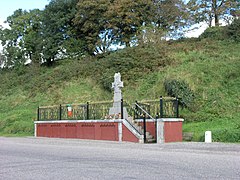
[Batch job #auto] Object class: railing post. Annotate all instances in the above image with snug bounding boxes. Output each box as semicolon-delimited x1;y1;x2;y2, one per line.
176;97;179;118
86;102;89;120
143;113;147;143
160;96;163;118
121;99;124;119
59;104;62;120
37;107;40;121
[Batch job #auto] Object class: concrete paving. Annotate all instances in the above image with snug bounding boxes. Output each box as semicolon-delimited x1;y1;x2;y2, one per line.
0;137;239;180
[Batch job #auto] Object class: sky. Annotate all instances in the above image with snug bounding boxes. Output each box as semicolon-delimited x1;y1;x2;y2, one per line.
0;0;49;25
0;0;50;51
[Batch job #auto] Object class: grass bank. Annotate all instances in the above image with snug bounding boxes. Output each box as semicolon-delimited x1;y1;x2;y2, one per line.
0;39;239;142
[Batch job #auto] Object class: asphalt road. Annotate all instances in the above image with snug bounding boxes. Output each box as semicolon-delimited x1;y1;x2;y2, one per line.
0;137;239;180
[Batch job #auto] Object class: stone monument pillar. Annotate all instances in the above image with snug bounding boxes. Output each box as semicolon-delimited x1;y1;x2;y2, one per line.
109;72;128;119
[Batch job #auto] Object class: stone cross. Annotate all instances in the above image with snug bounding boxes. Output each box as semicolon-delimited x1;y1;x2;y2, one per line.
109;72;128;119
112;72;123;102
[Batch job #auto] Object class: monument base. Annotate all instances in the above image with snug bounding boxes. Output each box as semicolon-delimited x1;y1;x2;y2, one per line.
109;107;128;119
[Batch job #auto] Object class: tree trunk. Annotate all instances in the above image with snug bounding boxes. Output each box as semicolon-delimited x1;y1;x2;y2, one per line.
125;41;130;47
212;0;219;26
215;13;219;26
209;12;213;27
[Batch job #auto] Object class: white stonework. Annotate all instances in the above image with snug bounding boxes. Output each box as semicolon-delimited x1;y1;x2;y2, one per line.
118;122;122;142
157;120;165;143
34;123;37;137
109;72;128;119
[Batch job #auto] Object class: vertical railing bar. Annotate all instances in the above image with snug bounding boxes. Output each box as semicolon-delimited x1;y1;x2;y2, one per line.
59;104;62;120
160;96;163;118
86;102;89;120
121;98;124;119
143;113;146;143
37;107;40;121
176;97;179;118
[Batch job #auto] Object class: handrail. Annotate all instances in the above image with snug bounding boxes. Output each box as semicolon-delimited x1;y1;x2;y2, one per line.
124;119;143;135
39;105;59;108
85;100;113;105
139;97;176;102
135;102;155;120
134;102;158;143
40;100;113;108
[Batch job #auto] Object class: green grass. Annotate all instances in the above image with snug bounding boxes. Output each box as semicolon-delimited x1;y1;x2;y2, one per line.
0;77;111;136
0;38;239;142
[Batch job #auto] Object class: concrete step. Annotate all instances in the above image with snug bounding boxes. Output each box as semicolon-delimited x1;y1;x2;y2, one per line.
146;138;156;143
127;116;156;143
146;134;153;139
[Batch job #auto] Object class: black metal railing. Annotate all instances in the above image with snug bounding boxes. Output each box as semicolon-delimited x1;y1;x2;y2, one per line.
134;96;179;119
88;101;113;120
134;103;156;143
38;105;60;121
37;101;113;121
37;96;179;121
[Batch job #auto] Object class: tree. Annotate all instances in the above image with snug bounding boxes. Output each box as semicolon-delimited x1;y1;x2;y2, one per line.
74;0;191;54
188;0;240;27
0;9;42;67
105;0;154;47
156;1;189;31
74;0;111;54
42;0;82;65
74;0;154;54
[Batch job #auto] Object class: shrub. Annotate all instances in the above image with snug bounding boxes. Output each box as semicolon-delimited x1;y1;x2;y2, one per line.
4;121;33;135
200;26;226;40
226;18;240;42
212;128;240;143
96;46;174;92
164;79;195;108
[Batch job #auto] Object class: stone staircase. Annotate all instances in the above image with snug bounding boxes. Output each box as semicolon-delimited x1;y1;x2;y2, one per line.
127;116;156;143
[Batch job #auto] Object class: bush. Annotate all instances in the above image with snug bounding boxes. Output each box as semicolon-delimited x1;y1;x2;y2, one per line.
4;121;33;135
96;46;174;91
212;128;240;143
200;26;226;40
164;79;195;108
226;18;240;42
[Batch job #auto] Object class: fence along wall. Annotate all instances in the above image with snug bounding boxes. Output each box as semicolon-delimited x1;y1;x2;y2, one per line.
35;97;183;143
37;97;179;121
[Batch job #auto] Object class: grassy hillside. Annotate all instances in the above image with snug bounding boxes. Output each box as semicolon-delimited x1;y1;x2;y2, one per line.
0;38;239;142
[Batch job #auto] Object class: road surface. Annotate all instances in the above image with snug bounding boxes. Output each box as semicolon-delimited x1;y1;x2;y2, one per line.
0;137;239;179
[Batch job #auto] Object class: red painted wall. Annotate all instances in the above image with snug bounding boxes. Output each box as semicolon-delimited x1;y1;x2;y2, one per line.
51;124;61;138
164;121;182;142
37;122;119;141
78;123;95;139
122;124;139;143
37;121;182;143
98;124;118;141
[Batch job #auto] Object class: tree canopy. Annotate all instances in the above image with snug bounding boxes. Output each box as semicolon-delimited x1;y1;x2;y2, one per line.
0;9;42;67
187;0;240;27
0;0;239;68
